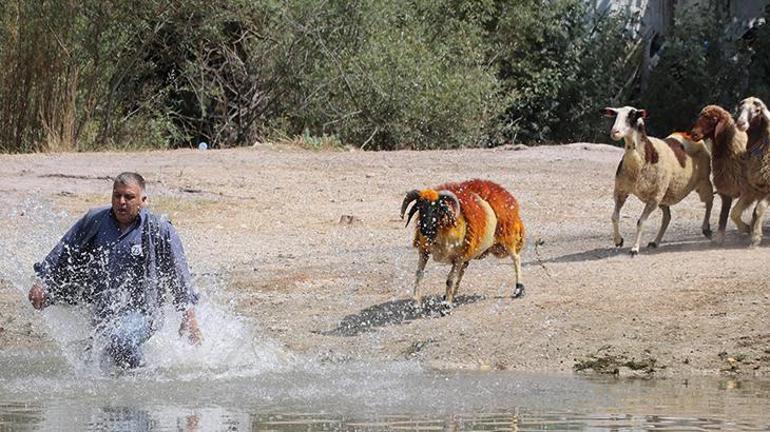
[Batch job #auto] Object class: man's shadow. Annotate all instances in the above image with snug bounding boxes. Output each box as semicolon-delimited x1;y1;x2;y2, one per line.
319;294;484;337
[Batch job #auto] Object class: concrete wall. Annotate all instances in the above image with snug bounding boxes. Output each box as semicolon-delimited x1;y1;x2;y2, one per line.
589;0;770;39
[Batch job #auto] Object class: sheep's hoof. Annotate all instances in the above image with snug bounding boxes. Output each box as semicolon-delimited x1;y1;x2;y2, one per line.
629;249;639;257
713;232;726;245
647;241;658;249
703;228;713;239
749;238;762;249
411;298;423;310
512;283;525;299
614;239;624;248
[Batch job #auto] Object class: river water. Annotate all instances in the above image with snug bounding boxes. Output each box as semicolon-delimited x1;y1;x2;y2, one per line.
1;342;769;431
2;293;769;431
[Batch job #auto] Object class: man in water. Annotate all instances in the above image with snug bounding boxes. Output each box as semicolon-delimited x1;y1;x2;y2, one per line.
28;172;202;369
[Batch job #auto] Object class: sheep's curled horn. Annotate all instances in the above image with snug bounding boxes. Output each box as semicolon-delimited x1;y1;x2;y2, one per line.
400;190;421;225
400;189;461;227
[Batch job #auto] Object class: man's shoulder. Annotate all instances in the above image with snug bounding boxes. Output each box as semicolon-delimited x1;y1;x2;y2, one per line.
144;210;176;235
85;206;111;218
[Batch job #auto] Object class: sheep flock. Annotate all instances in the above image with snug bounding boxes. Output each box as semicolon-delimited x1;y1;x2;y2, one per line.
403;97;770;310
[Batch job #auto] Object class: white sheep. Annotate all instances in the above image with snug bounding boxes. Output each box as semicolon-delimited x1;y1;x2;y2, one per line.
735;96;770;246
603;106;714;255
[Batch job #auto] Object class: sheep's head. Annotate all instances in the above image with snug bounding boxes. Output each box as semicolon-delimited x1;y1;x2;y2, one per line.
401;189;461;241
736;97;770;132
690;105;729;141
602;106;647;141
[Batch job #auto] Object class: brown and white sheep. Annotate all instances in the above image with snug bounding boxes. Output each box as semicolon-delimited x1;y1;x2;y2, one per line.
735;96;770;246
400;179;525;308
603;106;714;256
689;104;751;244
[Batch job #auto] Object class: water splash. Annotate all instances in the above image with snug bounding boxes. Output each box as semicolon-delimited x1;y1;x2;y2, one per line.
142;301;296;379
0;197;293;379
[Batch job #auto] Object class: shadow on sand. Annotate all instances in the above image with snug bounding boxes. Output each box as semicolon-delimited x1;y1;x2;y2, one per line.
538;231;760;265
319;294;484;337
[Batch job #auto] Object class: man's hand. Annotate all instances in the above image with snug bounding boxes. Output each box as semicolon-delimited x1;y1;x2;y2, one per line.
179;308;203;346
28;281;48;310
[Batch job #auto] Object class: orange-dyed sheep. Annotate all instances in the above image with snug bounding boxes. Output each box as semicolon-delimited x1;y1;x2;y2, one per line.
400;179;525;308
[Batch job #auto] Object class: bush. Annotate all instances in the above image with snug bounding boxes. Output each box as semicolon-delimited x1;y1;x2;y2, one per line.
488;0;638;145
276;0;504;150
640;1;747;136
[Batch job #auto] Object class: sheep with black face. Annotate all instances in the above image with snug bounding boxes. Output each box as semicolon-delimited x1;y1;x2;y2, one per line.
401;179;525;308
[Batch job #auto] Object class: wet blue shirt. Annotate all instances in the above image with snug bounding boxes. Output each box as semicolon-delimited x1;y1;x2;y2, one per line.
34;206;198;325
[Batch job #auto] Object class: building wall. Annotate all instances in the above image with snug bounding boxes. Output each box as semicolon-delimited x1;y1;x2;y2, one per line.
588;0;770;92
726;0;770;39
590;0;770;39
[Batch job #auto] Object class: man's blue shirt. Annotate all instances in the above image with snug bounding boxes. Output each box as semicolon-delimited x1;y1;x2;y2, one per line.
34;206;198;325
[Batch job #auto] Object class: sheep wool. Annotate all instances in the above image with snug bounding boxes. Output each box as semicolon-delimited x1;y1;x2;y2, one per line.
401;179;525;309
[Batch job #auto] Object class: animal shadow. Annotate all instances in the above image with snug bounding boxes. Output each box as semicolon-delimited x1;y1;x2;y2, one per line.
319;294;484;337
541;231;761;265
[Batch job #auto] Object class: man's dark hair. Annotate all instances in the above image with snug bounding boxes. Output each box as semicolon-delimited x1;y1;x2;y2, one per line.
114;172;146;192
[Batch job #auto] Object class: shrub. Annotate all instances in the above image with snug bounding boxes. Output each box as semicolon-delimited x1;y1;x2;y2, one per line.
489;0;637;145
640;1;747;136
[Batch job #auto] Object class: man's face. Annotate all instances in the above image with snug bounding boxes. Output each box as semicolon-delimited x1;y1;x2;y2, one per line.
112;182;146;227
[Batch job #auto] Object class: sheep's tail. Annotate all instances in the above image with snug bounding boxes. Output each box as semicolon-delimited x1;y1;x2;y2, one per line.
666;131;711;157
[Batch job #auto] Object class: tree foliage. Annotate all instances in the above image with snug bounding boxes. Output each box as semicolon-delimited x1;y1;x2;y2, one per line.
1;0;769;152
639;1;748;136
488;0;638;144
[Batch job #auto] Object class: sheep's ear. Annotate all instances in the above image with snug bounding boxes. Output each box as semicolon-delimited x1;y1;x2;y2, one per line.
714;118;726;140
762;106;770;121
637;109;648;119
602;107;617;117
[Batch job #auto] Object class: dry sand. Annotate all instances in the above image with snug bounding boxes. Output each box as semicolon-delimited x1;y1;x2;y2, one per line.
0;143;768;377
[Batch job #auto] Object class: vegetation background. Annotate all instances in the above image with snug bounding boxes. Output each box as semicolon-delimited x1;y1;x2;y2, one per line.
0;0;768;152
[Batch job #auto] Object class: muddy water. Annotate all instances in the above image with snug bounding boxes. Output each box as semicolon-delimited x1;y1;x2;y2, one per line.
0;351;768;431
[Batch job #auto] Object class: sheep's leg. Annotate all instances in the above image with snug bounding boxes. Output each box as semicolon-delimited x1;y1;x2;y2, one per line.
630;202;658;256
450;261;470;300
413;251;429;303
648;205;670;248
730;195;753;234
696;182;714;239
749;199;769;248
612;192;629;247
444;261;465;307
715;194;733;245
510;249;525;298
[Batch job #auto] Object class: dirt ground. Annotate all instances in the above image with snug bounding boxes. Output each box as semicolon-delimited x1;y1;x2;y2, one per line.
1;143;769;377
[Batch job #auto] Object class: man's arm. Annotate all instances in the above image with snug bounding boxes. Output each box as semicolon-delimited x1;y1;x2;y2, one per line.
157;221;202;344
179;307;202;345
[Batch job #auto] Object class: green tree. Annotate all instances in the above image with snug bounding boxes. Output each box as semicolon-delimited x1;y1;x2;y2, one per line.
640;1;746;136
489;0;637;144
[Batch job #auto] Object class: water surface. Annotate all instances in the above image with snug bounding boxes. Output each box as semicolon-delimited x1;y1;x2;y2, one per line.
1;350;768;431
